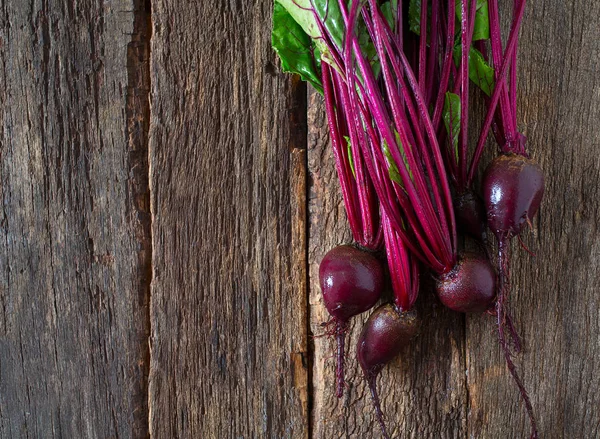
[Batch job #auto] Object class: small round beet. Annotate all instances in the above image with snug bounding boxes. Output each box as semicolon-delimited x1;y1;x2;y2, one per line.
319;245;384;322
436;252;496;313
357;304;420;439
455;190;487;242
483;154;544;239
357;304;419;377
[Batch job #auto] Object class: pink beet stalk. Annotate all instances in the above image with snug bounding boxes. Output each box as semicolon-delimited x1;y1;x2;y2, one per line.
322;62;383;251
320;62;386;400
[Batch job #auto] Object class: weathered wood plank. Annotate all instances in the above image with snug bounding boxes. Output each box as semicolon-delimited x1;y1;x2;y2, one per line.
0;0;151;438
147;2;309;438
308;90;467;438
466;1;600;437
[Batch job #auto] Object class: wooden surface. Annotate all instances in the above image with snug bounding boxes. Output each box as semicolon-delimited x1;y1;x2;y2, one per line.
0;1;151;438
0;0;598;438
146;2;308;438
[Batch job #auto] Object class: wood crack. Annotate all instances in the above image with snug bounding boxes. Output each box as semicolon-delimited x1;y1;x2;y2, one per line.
125;0;153;437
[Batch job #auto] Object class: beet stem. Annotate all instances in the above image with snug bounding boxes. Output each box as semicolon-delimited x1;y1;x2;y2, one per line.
497;239;539;438
322;63;362;240
335;320;348;399
432;0;456;132
366;373;390;439
467;0;527;185
488;0;517;140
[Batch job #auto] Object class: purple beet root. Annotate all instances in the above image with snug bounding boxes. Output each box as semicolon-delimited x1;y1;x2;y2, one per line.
436;252;496;313
357;304;420;439
455;190;488;244
320;245;385;322
319;245;384;398
483;154;545;240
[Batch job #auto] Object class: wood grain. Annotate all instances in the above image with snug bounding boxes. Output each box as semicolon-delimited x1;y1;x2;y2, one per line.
466;1;600;437
308;90;467;439
0;0;151;438
147;1;309;438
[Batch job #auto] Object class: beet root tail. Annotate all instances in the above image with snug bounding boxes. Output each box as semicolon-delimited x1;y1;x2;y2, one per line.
498;319;539;438
366;373;390;439
504;311;523;354
335;320;348;398
497;240;539;438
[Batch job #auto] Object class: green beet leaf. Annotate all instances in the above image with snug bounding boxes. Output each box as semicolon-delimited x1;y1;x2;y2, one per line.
453;45;495;96
272;2;323;93
344;136;357;179
383;131;412;186
274;1;396;81
443;92;461;161
473;0;490;40
455;0;490;41
311;0;344;51
383;141;403;186
275;0;324;45
381;1;398;30
274;0;341;70
408;0;422;35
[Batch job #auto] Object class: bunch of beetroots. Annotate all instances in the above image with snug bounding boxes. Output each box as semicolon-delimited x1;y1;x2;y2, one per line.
273;0;543;437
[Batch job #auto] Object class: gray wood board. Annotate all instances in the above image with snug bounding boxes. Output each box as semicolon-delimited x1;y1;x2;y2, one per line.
147;1;309;438
0;0;151;437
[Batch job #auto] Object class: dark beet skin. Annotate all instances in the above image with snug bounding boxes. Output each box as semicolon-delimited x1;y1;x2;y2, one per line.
319;245;384;322
436;252;496;313
483;154;545;240
455;190;488;242
357;304;419;439
357;304;420;377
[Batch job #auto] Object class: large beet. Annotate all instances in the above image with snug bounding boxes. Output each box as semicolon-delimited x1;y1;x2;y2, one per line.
483;153;544;439
320;245;384;321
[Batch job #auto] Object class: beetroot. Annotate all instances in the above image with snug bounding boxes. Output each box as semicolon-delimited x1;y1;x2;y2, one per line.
469;0;543;434
483;154;545;240
319;245;385;398
274;0;543;435
436;252;496;313
357;304;420;439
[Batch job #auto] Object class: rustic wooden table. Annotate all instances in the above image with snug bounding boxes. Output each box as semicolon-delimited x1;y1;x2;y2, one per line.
1;1;598;438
